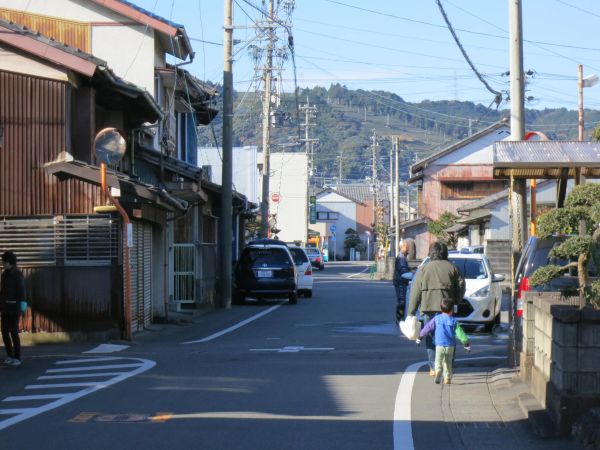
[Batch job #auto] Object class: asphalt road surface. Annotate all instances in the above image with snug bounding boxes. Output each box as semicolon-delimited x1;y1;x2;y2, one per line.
1;262;510;450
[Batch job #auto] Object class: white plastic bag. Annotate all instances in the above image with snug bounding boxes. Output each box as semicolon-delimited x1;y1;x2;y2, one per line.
399;315;421;340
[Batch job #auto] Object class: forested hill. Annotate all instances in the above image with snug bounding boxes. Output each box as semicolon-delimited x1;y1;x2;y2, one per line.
197;83;600;184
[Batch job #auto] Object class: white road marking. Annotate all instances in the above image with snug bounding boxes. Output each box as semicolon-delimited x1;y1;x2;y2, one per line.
347;266;370;278
181;304;281;344
84;344;130;354
0;357;155;431
46;363;141;373
249;346;335;353
37;372;128;380
393;355;506;450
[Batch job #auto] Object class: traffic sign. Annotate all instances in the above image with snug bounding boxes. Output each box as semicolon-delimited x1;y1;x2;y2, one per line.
309;204;317;224
330;224;337;233
271;193;280;203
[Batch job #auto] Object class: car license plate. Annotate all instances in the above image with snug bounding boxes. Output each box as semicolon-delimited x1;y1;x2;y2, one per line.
257;270;273;278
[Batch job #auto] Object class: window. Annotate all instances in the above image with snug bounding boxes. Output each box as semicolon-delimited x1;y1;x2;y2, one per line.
289;248;309;264
450;258;487;279
317;211;339;220
441;181;505;200
241;248;291;266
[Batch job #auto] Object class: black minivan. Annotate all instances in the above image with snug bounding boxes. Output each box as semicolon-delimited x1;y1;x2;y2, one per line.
512;235;597;351
233;239;298;305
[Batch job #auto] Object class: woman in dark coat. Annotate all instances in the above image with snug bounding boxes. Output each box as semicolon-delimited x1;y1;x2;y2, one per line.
1;251;25;366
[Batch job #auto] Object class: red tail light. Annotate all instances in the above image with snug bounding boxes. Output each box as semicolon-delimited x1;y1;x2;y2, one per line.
305;266;312;276
516;276;529;318
315;257;321;263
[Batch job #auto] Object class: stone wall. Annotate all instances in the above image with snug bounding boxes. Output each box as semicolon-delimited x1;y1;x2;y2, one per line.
524;293;600;436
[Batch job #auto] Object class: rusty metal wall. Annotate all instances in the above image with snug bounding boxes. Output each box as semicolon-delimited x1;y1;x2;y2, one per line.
0;8;91;52
21;266;119;333
0;70;103;215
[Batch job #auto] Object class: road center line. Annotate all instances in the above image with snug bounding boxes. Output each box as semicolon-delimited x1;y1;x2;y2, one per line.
393;355;506;450
181;304;282;344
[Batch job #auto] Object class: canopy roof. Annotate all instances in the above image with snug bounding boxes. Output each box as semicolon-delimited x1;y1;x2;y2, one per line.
493;141;600;179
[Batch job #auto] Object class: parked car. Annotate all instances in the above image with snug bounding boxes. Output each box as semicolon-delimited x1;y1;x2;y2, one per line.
406;253;504;331
458;245;484;254
511;235;600;350
305;247;325;270
288;246;314;298
233;239;298;305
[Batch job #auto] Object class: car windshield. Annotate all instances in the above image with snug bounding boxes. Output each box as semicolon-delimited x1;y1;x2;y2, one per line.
450;258;487;279
289;248;309;264
305;248;320;255
241;248;291;267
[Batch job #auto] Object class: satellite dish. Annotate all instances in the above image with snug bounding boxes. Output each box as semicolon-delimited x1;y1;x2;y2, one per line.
94;128;126;165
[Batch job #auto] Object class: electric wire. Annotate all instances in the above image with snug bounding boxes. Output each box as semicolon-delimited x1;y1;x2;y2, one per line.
435;0;502;106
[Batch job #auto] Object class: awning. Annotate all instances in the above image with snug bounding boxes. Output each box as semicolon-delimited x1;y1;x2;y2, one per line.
445;223;468;233
43;159;186;212
457;209;491;225
493;140;600;179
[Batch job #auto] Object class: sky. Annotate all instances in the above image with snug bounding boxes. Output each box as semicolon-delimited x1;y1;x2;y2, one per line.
134;0;600;113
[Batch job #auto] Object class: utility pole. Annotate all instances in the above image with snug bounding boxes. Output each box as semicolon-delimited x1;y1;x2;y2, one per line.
299;98;318;245
389;139;394;255
394;136;400;252
509;0;526;365
219;0;234;308
338;150;343;183
259;0;275;238
371;131;380;249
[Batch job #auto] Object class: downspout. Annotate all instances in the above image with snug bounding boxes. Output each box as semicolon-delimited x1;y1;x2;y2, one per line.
101;163;132;340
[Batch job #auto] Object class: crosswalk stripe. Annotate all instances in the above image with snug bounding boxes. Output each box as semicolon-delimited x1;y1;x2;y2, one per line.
38;372;128;380
46;363;141;373
55;357;122;365
0;357;156;431
4;394;66;402
25;383;98;389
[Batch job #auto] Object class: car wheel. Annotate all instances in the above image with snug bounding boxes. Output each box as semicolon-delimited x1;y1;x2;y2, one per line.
288;292;298;304
305;290;313;298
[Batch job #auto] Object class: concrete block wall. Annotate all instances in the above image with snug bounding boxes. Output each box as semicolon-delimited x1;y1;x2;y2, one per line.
528;296;600;435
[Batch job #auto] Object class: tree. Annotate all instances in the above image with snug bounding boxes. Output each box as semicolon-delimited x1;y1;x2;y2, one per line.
529;183;600;308
343;228;363;260
428;211;460;248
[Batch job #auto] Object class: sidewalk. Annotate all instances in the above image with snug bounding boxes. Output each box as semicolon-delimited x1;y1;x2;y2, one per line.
440;364;586;450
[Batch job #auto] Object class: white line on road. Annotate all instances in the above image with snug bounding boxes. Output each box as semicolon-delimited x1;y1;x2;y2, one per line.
181;304;281;344
393;355;506;450
346;266;370;278
46;363;141;373
0;357;155;431
83;344;130;354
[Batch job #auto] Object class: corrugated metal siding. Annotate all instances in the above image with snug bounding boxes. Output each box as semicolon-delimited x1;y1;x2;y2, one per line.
0;8;91;52
130;221;152;332
0;70;102;215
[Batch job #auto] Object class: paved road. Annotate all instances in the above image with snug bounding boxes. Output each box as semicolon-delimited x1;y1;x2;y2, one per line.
0;262;576;449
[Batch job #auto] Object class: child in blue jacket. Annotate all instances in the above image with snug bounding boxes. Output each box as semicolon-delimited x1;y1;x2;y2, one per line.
418;298;470;384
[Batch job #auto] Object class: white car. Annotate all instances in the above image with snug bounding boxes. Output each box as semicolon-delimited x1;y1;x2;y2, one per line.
407;253;504;331
288;246;314;298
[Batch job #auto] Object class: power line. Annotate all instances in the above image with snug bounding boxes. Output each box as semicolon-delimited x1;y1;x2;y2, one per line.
435;0;502;107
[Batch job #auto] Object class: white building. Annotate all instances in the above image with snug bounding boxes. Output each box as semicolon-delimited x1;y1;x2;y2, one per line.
199;146;260;205
265;152;308;243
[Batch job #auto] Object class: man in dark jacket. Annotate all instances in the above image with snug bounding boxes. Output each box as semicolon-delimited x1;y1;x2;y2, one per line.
1;251;25;366
393;240;411;323
407;241;465;375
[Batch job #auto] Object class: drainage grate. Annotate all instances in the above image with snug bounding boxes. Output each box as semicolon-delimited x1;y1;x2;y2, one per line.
455;422;506;429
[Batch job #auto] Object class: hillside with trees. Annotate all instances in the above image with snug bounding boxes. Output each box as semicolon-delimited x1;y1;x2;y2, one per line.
198;84;600;185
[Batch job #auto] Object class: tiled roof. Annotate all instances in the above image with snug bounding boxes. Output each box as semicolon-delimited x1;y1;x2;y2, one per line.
330;183;390;203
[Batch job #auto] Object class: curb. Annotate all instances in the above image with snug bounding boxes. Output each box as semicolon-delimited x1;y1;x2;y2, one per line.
517;392;560;438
